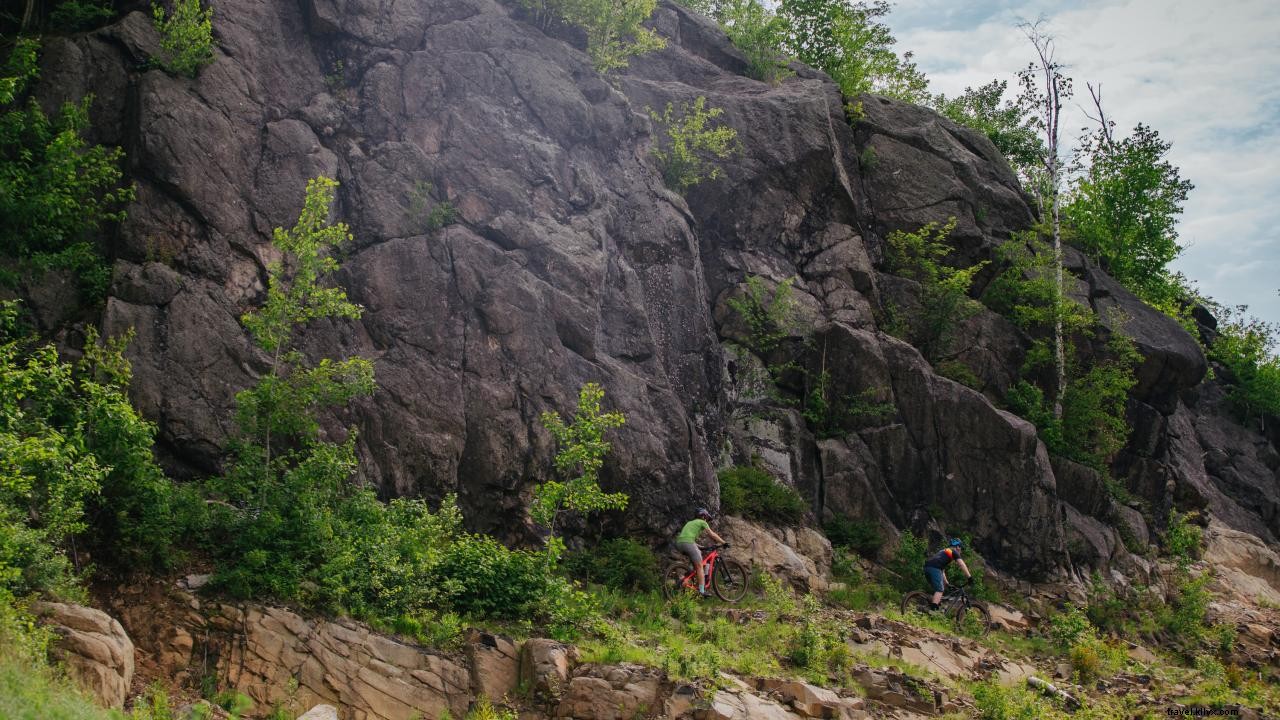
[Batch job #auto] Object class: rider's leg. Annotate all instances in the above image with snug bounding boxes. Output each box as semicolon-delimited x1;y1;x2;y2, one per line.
677;542;705;593
925;567;945;608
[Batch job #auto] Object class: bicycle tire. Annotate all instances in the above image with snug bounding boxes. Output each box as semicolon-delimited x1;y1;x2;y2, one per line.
900;591;933;615
712;558;748;603
662;561;695;601
953;599;993;630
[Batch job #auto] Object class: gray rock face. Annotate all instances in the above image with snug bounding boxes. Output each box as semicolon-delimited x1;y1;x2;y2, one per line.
35;0;1276;577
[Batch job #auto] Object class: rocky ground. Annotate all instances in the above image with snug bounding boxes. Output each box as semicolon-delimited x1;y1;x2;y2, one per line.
34;516;1276;719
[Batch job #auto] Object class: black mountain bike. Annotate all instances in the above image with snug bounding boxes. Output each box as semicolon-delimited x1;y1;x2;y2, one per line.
901;579;992;629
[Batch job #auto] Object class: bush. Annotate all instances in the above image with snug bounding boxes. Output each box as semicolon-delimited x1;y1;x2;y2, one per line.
525;0;666;73
562;537;660;592
686;0;791;83
1047;605;1093;651
823;514;884;557
883;218;988;362
648;96;739;193
152;0;216;77
49;0;117;31
1208;306;1280;424
718;465;806;525
884;530;927;591
1164;510;1202;565
1;39;134;300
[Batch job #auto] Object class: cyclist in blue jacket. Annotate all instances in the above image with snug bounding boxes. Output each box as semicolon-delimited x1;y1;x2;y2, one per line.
924;538;971;610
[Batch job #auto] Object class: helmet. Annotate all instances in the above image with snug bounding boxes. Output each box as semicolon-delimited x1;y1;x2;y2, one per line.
949;538;963;548
696;507;713;520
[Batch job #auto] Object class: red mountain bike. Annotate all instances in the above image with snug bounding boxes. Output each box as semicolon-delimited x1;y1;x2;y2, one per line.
662;544;748;602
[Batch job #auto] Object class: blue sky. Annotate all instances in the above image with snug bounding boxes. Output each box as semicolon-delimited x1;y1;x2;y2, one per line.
885;0;1280;329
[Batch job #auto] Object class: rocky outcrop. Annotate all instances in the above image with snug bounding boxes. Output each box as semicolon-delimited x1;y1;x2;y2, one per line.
31;0;1277;581
32;601;135;710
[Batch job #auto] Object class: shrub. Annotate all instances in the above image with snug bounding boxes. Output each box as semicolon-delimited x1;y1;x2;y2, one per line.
49;0;117;31
407;180;456;233
532;382;628;559
726;275;798;356
1047;605;1093;651
1164;510;1202;565
648;96;739;193
1;39;134;300
883;218;988;362
1208;306;1280;425
686;0;791;83
562;537;660;592
718;465;806;525
525;0;666;73
823;514;884;557
884;530;927;591
152;0;216;77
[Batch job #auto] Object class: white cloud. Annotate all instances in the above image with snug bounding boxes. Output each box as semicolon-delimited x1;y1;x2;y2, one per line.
888;0;1280;325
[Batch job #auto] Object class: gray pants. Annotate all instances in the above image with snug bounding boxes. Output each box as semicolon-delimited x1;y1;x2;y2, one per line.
676;542;704;588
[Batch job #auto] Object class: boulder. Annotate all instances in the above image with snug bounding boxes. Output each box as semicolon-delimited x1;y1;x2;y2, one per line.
1203;521;1280;605
986;604;1031;632
519;638;576;703
466;631;521;702
554;663;663;720
32;602;135;710
296;706;339;720
720;516;827;592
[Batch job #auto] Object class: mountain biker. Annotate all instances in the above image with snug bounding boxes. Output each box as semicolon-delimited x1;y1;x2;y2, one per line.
924;538;971;611
675;507;727;598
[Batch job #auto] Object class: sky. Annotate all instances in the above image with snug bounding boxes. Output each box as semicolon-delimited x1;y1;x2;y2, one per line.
885;0;1280;329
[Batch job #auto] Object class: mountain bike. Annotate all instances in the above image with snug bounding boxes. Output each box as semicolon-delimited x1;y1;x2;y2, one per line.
662;544;748;603
900;579;992;629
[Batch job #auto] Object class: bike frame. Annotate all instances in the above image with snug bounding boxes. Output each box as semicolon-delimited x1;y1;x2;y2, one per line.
676;546;723;590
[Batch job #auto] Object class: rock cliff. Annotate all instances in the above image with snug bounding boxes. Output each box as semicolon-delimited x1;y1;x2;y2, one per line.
30;0;1279;583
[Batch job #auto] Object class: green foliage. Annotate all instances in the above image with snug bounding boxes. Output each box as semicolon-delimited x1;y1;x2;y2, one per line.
884;530;926;591
562;537;660;592
1064;123;1193;308
718;465;806;525
151;0;215;77
407;180;456;233
686;0;791;82
533;382;628;556
1;40;134;300
987;236;1139;471
1164;510;1202;566
1;301;186;597
524;0;666;73
48;0;116;31
726;275;797;356
777;0;927;102
823;513;883;557
648;96;739;193
931;80;1044;179
883;218;988;362
801;369;893;439
1208;306;1280;424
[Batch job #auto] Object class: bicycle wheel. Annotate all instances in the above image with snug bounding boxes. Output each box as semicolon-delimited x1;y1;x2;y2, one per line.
712;559;748;603
953;599;993;630
900;591;933;615
662;562;695;601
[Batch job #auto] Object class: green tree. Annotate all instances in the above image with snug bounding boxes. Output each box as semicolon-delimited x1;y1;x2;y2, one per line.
1209;306;1280;426
523;0;666;73
931;79;1043;178
1016;22;1072;419
532;383;628;559
0;301;180;597
778;0;927;102
686;0;792;83
1065;122;1194;308
883;218;988;362
151;0;215;77
0;39;134;299
206;176;376;600
648;96;739;193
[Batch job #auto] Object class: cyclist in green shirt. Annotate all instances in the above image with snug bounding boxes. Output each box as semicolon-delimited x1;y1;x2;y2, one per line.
675;507;726;598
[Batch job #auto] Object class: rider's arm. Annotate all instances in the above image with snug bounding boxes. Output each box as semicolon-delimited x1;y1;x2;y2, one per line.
706;529;726;545
957;558;971;578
